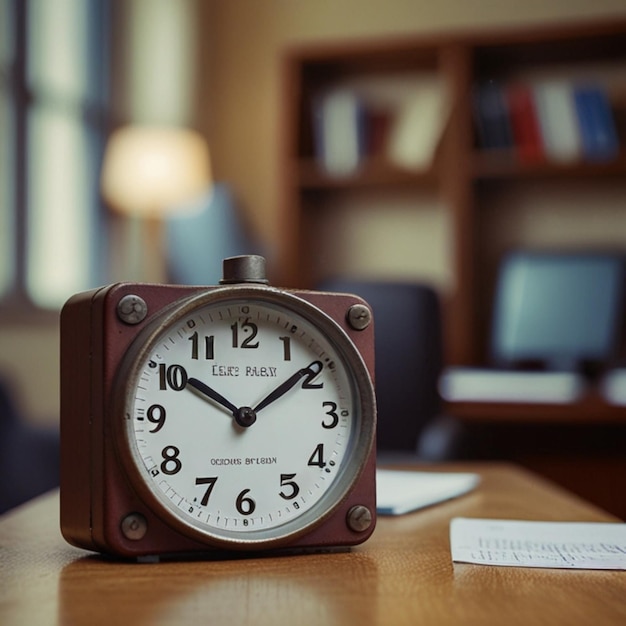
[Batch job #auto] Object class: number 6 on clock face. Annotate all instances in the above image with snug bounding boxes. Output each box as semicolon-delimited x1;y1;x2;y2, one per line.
100;283;377;554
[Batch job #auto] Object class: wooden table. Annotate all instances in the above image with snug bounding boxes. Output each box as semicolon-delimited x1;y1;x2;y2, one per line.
1;463;624;626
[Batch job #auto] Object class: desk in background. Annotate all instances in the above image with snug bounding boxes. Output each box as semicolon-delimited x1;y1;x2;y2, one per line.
1;463;624;626
446;397;626;521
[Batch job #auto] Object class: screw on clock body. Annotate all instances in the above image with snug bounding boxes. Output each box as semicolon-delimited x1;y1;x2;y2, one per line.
121;512;148;540
117;294;148;325
346;505;373;533
347;304;372;330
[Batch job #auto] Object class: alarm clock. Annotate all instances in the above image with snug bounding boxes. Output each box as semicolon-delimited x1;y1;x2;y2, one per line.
60;256;377;559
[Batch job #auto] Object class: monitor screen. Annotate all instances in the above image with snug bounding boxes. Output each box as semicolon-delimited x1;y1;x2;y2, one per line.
490;252;625;372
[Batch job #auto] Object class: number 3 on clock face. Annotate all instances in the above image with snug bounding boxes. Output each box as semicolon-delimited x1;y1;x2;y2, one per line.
114;286;376;550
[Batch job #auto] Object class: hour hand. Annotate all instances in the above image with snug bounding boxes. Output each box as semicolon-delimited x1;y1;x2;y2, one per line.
187;377;238;416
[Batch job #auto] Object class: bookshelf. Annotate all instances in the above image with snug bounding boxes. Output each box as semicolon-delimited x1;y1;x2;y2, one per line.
279;18;626;367
278;19;626;518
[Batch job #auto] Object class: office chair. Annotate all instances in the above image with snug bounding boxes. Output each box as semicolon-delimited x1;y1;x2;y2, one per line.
0;376;60;514
167;183;263;285
317;277;458;460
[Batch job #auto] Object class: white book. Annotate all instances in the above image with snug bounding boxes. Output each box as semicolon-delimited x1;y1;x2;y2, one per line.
387;79;450;170
315;89;364;176
376;469;479;515
533;80;582;162
439;367;586;404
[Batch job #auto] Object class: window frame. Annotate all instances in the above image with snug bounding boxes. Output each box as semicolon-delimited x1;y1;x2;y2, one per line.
0;0;111;320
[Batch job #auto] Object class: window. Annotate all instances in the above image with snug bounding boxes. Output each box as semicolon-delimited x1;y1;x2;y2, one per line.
0;0;110;312
0;0;15;299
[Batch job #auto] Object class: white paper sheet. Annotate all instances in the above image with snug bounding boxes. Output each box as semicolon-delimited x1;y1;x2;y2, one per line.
376;470;479;515
450;518;626;570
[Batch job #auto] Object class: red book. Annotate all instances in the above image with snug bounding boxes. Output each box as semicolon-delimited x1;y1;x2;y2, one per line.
507;84;544;163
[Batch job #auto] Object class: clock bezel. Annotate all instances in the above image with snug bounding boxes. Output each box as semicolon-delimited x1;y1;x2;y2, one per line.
112;284;376;550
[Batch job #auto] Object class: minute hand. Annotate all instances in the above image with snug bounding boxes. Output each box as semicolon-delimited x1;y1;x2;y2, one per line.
253;361;322;414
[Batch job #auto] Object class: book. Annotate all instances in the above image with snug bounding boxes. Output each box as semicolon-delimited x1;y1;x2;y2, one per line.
600;368;626;405
473;81;514;151
438;367;586;404
366;107;393;157
313;88;366;176
573;84;620;162
506;83;544;163
387;79;450;170
533;80;582;162
376;469;479;516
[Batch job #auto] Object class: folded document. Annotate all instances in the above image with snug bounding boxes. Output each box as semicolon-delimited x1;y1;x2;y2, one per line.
451;518;626;570
376;469;480;515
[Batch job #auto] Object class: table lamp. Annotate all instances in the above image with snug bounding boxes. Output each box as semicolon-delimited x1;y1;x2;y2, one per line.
101;125;212;282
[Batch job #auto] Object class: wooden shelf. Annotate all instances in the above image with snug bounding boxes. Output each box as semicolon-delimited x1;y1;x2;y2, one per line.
471;151;626;181
447;394;626;424
297;157;439;191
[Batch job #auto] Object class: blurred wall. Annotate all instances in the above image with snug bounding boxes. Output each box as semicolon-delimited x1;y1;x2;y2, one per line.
3;0;626;424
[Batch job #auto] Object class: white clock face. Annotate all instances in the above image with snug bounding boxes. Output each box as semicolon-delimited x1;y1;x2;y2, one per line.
119;287;373;547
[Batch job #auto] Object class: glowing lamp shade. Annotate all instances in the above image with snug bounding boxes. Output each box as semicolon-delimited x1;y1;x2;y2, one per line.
101;125;212;218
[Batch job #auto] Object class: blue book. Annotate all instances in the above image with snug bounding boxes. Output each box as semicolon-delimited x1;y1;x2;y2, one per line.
473;82;514;151
574;85;619;162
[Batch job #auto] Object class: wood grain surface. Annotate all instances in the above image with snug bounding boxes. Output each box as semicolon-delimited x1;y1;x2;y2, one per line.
1;463;624;626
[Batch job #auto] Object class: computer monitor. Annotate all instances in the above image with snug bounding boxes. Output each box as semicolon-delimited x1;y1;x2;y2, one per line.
490;251;625;373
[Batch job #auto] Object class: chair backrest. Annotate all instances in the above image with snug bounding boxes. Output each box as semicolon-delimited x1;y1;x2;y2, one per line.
0;376;59;514
166;184;262;286
318;278;443;453
490;251;625;373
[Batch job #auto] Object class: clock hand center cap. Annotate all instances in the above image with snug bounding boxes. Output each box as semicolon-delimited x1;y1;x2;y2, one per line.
235;406;257;428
